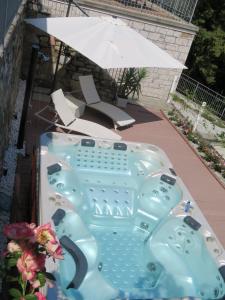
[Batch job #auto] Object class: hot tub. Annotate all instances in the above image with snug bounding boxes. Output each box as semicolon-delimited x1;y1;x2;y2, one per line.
38;132;225;300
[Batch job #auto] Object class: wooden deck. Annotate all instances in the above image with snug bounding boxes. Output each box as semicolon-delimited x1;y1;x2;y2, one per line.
12;98;225;247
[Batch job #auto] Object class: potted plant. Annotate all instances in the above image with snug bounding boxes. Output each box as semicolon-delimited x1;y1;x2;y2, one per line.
116;68;147;108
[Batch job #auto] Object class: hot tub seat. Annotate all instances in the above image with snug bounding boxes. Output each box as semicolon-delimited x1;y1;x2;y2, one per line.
146;216;225;299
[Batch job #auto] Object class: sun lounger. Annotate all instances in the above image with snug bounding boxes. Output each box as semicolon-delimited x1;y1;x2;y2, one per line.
35;89;121;140
79;75;135;129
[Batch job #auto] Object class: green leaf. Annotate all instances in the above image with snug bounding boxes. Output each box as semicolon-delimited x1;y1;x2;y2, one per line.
14;252;22;259
7;257;18;268
9;288;22;298
37;271;46;286
25;295;37;300
18;274;23;286
45;272;56;281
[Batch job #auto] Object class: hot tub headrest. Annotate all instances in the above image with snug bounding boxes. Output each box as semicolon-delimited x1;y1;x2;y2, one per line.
60;235;88;290
52;209;66;226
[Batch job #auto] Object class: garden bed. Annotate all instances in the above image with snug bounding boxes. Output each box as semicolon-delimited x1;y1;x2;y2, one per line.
165;107;225;185
171;93;225;140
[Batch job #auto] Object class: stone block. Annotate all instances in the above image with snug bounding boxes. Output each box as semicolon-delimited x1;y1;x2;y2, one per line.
179;53;188;62
148;32;161;42
144;23;156;32
176;38;187;46
179;45;188;53
166;29;175;36
154;41;166;50
74;61;85;67
165;44;175;51
165;36;176;44
157;27;167;34
132;21;144;31
139;30;149;39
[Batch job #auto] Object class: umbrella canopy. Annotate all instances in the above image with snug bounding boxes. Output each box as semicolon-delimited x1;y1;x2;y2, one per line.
26;16;186;69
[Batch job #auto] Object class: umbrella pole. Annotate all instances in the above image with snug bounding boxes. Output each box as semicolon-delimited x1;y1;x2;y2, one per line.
51;0;73;92
17;45;39;149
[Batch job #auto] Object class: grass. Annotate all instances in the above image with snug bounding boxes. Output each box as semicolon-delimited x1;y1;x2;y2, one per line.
172;94;186;105
202;110;225;129
217;132;225;148
172;94;190;111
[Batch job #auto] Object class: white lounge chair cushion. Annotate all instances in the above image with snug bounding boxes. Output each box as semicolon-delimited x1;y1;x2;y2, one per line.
79;75;135;127
51;89;76;126
90;101;135;127
79;75;101;105
67;119;121;140
50;89;121;140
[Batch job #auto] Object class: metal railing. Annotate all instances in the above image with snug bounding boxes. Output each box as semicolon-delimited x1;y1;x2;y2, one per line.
176;73;225;120
150;0;198;22
113;0;198;22
0;0;23;46
53;0;198;23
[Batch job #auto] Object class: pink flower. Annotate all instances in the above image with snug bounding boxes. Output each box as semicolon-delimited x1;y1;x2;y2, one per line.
17;250;46;281
45;241;64;260
34;292;46;300
7;241;22;253
34;223;63;259
3;223;36;241
35;223;57;245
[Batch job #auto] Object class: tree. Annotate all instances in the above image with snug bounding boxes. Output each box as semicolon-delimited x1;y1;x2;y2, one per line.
186;0;225;94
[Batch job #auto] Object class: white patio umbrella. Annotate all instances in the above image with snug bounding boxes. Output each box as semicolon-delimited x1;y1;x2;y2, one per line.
26;16;186;69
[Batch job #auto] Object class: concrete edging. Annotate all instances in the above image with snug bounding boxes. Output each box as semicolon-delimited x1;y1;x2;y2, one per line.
161;110;225;190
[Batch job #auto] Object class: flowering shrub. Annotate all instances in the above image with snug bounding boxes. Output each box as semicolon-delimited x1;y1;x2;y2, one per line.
168;108;225;177
2;222;63;300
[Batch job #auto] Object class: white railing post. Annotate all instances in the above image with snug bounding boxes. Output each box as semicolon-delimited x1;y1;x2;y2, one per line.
191;81;199;101
222;107;225;118
167;75;179;103
193;101;206;132
189;0;198;22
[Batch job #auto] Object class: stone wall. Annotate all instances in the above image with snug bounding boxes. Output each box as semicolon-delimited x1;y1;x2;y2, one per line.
0;1;26;175
28;0;198;105
60;51;115;102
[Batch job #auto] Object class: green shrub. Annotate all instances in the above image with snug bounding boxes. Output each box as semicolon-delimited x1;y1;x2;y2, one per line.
175;120;183;127
213;163;222;173
217;132;225;139
197;145;204;152
168;110;174;116
202;110;225;129
204;153;214;162
211;155;220;164
187;133;198;144
202;111;215;123
172;94;185;104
